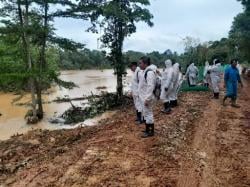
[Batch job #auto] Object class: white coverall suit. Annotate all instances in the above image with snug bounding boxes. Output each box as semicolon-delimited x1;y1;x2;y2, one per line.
139;65;157;124
130;67;143;112
209;63;222;94
160;60;174;103
186;63;198;86
203;61;210;85
170;63;183;102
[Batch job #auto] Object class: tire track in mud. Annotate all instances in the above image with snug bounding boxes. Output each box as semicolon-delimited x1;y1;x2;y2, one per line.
0;80;249;187
177;78;250;187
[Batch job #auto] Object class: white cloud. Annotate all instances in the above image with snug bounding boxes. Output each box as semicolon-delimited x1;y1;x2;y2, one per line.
53;0;243;53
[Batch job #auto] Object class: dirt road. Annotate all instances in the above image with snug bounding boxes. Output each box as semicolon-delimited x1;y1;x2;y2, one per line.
0;78;249;187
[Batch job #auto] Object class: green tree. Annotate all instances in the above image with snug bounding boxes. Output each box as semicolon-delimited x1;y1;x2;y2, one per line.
82;0;153;98
0;0;84;122
230;9;250;62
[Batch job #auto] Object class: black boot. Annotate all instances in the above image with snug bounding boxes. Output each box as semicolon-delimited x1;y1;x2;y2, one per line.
135;110;139;121
136;112;143;125
175;100;178;107
216;93;219;99
213;93;219;99
162;102;171;114
170;100;175;107
150;123;154;136
141;123;150;138
171;100;178;107
141;123;154;138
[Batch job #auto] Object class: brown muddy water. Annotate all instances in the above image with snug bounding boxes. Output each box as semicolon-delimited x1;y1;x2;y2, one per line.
0;69;132;140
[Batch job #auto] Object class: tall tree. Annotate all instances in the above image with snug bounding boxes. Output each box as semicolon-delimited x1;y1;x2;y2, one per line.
230;0;250;63
0;0;84;123
78;0;153;98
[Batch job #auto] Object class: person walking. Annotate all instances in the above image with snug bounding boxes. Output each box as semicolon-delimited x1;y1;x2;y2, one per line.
223;59;243;107
138;56;157;138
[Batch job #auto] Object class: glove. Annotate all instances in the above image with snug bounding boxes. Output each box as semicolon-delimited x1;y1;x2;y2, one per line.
165;87;168;92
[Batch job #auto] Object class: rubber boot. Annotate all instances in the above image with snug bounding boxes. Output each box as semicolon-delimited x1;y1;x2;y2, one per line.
172;100;178;107
170;100;174;107
213;93;219;99
150;123;154;136
231;98;240;108
216;93;220;99
141;124;154;138
162;102;171;114
136;112;143;125
135;110;139;122
175;100;178;107
141;123;150;138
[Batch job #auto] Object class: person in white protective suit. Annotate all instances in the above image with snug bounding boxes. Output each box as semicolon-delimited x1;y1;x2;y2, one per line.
138;56;157;138
160;59;174;114
209;59;222;99
129;62;143;124
237;63;243;75
186;63;199;86
203;61;210;87
169;63;183;107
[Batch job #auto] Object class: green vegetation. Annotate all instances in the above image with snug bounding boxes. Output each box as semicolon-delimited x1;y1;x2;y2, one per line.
0;0;85;122
61;93;131;124
83;0;153;98
0;0;249;123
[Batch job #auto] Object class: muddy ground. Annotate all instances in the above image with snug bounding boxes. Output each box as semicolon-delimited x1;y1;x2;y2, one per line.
0;78;249;187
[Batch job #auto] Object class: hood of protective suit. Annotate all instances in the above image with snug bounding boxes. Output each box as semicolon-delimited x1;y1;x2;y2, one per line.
149;64;157;72
165;59;172;68
173;63;180;72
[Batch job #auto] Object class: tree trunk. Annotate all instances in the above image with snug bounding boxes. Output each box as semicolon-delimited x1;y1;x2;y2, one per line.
115;15;125;99
35;82;43;119
116;73;123;98
36;0;49;119
18;0;38;122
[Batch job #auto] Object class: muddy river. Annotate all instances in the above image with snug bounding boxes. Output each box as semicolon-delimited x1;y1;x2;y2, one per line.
0;69;132;140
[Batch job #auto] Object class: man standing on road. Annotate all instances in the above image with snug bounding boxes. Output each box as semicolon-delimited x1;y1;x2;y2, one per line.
130;62;143;124
138;56;157;138
223;59;243;107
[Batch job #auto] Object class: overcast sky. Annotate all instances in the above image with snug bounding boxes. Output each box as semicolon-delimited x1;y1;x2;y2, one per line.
54;0;243;53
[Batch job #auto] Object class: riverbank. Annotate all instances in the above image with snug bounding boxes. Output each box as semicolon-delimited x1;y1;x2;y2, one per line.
0;77;249;186
0;69;132;140
1;78;249;186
